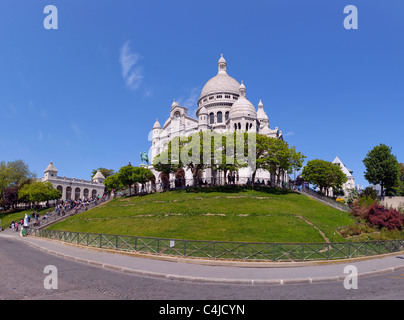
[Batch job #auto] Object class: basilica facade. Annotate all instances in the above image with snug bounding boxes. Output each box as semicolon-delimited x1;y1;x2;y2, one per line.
149;55;285;187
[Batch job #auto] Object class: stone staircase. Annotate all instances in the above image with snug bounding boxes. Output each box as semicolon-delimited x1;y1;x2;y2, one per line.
297;188;350;212
25;196;112;231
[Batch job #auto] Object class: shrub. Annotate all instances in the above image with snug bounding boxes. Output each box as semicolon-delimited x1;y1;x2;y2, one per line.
367;203;404;231
350;198;377;219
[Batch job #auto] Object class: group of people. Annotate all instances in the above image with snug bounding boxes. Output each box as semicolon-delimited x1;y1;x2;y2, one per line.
56;195;105;215
9;213;37;231
6;194;109;232
246;178;272;186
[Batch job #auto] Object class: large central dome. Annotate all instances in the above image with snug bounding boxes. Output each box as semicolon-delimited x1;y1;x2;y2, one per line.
198;54;240;103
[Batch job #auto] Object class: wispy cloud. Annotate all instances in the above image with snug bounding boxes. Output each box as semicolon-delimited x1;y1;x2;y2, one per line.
284;131;294;137
178;86;201;117
119;41;143;90
70;123;84;139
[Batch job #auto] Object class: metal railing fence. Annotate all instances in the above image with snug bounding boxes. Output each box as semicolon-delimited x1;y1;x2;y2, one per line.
27;229;404;262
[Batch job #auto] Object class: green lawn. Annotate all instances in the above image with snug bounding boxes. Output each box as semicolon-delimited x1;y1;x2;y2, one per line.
47;186;355;243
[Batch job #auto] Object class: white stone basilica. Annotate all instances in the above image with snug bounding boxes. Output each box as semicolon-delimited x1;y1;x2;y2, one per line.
149;55;285;186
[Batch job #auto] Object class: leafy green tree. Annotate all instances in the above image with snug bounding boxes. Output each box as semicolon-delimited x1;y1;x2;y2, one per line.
178;132;210;186
133;167;155;190
0;160;35;209
18;181;61;206
212;132;248;184
398;163;404;196
363;144;400;197
153;140;182;178
249;134;305;186
302;159;347;196
117;165;137;196
103;174;123;193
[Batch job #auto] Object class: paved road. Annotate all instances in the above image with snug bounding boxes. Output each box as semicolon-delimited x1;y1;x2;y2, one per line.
1;234;404;301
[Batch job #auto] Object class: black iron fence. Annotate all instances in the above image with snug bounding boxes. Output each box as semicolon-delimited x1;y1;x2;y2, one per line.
27;229;404;262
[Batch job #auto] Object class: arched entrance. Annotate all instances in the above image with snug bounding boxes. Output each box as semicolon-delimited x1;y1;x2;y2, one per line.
66;186;72;200
75;187;81;200
159;173;170;191
175;169;185;188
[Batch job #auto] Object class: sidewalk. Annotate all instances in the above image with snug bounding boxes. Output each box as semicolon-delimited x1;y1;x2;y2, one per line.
2;231;404;285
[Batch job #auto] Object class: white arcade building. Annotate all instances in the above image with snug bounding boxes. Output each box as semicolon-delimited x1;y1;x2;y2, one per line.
39;162;106;201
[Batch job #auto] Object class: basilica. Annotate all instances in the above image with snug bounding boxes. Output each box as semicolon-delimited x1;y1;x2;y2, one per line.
149;55;285;187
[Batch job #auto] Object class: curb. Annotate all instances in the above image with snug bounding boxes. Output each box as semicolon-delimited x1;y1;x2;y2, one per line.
13;235;404;286
26;234;404;268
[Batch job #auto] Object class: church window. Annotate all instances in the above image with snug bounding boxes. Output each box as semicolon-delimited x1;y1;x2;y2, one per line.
209;96;214;100
225;111;229;121
217;111;222;123
225;95;230;99
238;123;241;130
216;95;222;99
234;123;237;130
246;123;249;131
209;113;214;124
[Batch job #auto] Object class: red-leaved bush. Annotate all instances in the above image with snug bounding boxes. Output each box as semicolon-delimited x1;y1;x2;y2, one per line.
367;203;404;231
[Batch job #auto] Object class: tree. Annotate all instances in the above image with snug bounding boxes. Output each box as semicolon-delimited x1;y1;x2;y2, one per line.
103;174;123;193
0;160;35;210
212;132;248;185
2;187;19;211
302;159;347;196
178;132;210;186
398;163;404;196
363;144;400;197
249;134;305;186
133;167;155;191
91;168;115;179
153;140;182;184
18;181;62;207
117;165;137;196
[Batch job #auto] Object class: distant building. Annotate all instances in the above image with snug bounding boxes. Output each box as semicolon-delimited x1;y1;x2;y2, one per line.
39;162;105;200
331;156;362;197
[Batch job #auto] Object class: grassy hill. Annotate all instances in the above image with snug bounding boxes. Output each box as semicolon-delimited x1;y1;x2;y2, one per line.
47;186;355;243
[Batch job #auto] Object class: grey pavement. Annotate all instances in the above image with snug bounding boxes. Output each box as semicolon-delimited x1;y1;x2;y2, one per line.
1;230;404;285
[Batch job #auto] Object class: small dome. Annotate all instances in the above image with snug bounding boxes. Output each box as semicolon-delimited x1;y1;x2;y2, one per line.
229;83;256;119
153;118;161;129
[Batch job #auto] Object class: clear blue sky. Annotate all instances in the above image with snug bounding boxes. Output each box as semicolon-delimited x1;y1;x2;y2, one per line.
1;0;403;188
